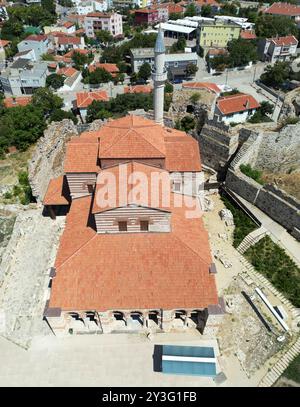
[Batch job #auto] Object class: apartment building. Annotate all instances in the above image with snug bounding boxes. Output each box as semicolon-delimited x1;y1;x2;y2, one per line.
258;35;298;63
84;12;123;38
199;20;241;48
17;35;51;62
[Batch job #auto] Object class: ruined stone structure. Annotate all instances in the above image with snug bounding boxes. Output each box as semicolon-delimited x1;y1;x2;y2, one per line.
195;119;239;173
225;128;300;240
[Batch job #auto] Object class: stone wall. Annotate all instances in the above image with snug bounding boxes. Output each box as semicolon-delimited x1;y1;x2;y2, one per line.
225;126;300;240
196;119;239;171
28;120;79;202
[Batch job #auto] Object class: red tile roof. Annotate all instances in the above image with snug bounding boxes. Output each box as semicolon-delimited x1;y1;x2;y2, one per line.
264;2;300;16
49;193;218;311
207;48;228;56
92;162;172;213
57;66;78;77
270;35;298;46
240;30;257;40
63;21;75;28
64;48;89;58
3;96;32;108
0;39;10;47
98;116;166;159
195;0;219;6
88;62;119;75
162;2;184;14
76;90;109;108
86;12;112;18
217;93;260;115
64;138;100;173
57;36;81;45
25;34;47;42
124;85;153;94
43;176;70;205
182;82;221;94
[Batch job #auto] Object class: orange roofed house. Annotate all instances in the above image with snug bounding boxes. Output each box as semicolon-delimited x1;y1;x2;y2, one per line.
43;115;222;336
214;93;260;125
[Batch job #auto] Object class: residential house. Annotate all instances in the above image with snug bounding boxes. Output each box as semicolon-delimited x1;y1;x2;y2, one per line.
62;22;76;35
194;0;221;15
84;12;123;38
130;48;198;75
88;62;119;77
214;93;260;125
153;4;169;22
17;35;51;61
0;58;48;96
76;90;109;121
258;35;298;63
42;115;220;336
3;96;32;108
263;2;300;26
72;0;109;15
240;30;256;40
57;67;82;92
134;9;159;25
51;33;85;53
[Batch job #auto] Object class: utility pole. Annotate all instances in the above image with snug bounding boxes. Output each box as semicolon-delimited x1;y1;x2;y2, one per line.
252;64;257;83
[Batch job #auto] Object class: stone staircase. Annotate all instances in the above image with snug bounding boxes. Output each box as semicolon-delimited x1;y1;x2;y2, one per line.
237;226;268;254
259;337;300;387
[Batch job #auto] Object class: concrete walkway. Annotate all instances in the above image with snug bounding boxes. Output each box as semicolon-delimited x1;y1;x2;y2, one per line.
231;192;300;266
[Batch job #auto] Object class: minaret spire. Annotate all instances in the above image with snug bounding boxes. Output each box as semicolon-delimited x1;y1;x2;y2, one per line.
152;25;167;125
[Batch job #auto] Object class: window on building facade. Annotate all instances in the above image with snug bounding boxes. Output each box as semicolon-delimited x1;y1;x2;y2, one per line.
174;182;181;192
118;221;127;231
140;220;149;231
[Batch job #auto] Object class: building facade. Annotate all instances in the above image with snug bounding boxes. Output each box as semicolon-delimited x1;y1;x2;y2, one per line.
0;58;48;96
258;35;298;63
84;12;123;38
198;21;241;48
17;35;51;61
130;48;198;74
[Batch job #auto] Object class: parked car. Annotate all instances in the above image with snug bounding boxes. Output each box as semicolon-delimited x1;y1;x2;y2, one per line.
171;78;183;84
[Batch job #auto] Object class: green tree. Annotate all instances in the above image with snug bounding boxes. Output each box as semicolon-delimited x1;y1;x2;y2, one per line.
260;101;274;116
49;108;78;124
255;15;298;38
41;0;56;16
138;62;151;81
260;61;290;88
185;63;198;76
184;4;197;17
176;115;196;132
85;67;113;84
32;88;63;116
165;82;174;93
227;38;257;67
190;93;201;104
96;29;113;45
72;51;88;70
170;36;186;53
201;5;212;17
169;12;182;20
46;73;65;90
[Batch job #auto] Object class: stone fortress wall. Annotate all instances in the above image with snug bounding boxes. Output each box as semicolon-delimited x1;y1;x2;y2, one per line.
225;126;300;241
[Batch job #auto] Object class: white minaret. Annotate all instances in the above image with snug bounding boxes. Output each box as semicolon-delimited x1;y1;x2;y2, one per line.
152;27;167;125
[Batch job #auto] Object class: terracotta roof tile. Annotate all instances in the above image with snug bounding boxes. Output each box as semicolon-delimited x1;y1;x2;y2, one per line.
88;62;119;75
0;40;10;47
43;175;70;205
3;96;32;108
92;162;172;213
240;30;257;40
76;90;109;108
217;93;260;115
270;35;298;46
57;66;78;77
264;2;300;16
64;138;99;173
182;82;221;94
49;193;218;311
124;85;153;94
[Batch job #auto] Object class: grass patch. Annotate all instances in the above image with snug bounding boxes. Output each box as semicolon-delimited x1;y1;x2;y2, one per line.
245;236;300;307
240;164;265;185
282;354;300;384
221;194;258;247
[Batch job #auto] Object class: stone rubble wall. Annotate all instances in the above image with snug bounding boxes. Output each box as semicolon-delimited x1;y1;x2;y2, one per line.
28;119;79;202
225;126;300;240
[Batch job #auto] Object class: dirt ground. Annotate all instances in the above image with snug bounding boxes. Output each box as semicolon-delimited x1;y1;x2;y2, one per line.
202;193;291;377
262;172;300;201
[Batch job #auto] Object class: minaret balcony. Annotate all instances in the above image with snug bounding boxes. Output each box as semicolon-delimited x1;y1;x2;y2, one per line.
152;70;168;82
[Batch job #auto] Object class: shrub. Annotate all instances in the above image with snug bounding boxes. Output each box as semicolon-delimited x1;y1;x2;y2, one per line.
240;164;264;185
245;236;300;307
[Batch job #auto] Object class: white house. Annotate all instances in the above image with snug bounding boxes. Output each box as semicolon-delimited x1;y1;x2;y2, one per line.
258;35;298;63
214;93;260;125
